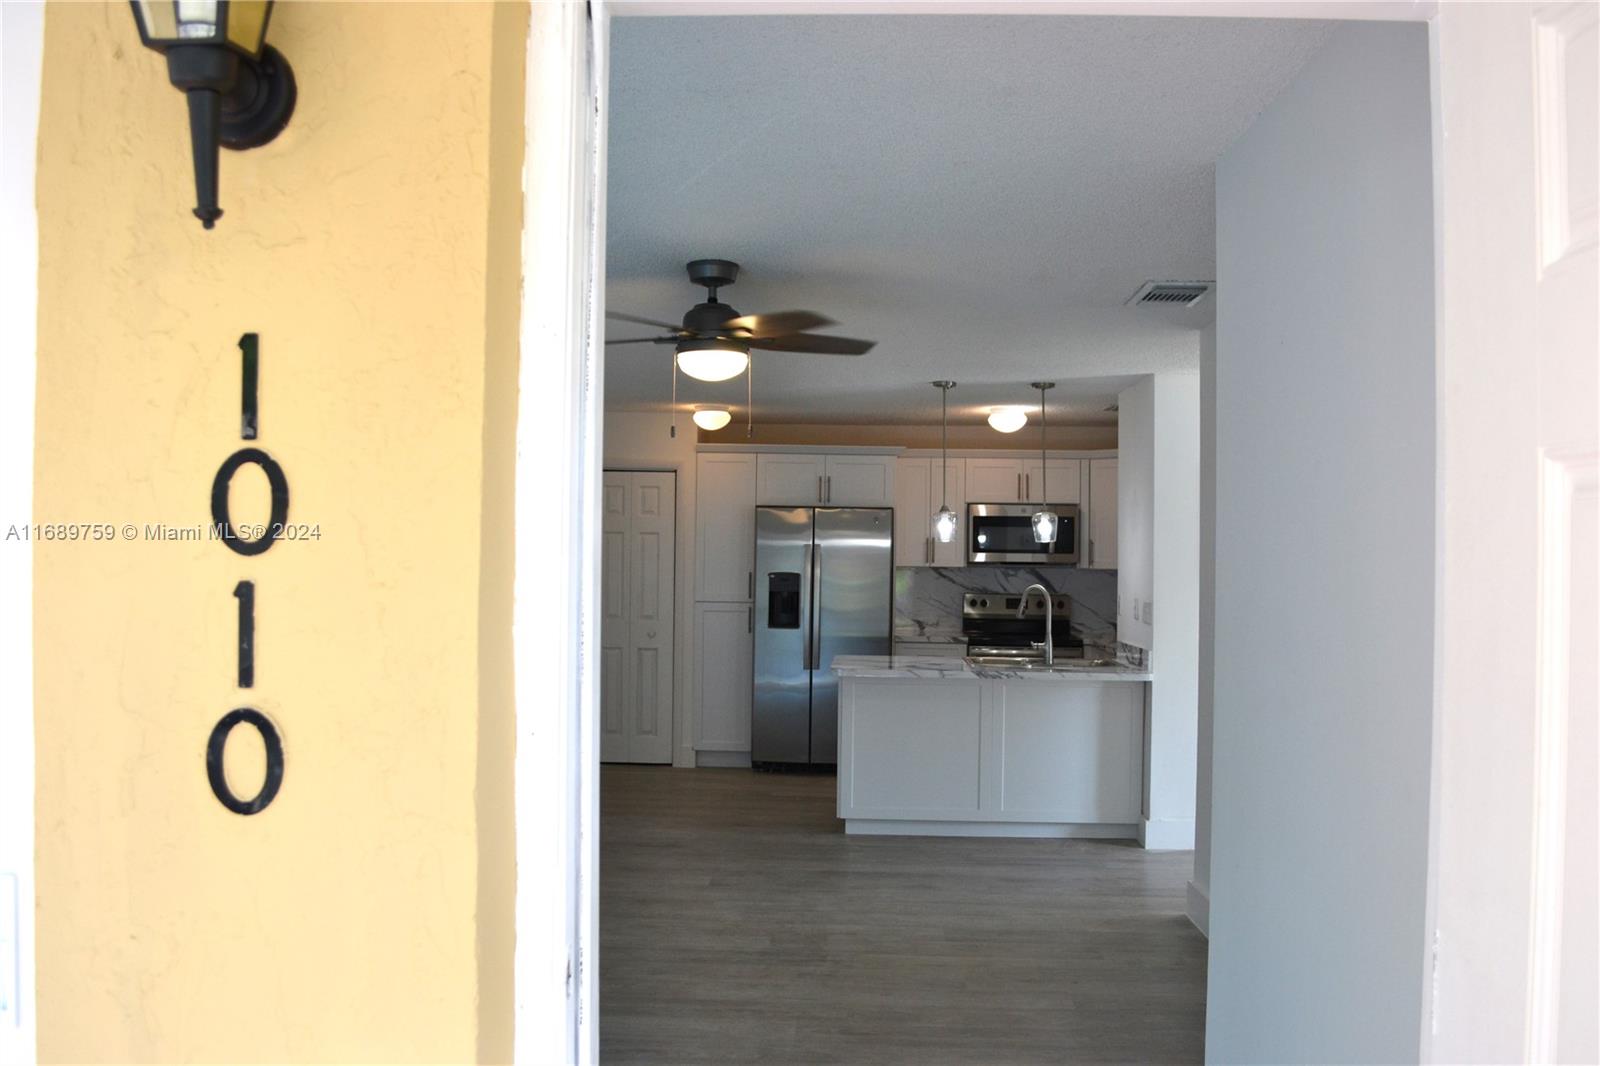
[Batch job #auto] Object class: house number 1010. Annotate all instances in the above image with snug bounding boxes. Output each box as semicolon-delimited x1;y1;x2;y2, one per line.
205;333;288;815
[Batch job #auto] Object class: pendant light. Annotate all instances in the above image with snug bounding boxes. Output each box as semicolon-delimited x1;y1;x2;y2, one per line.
931;381;958;543
1031;381;1058;543
692;406;731;431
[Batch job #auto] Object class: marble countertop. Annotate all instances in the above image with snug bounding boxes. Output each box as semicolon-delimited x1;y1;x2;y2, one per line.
832;654;1153;682
891;627;968;645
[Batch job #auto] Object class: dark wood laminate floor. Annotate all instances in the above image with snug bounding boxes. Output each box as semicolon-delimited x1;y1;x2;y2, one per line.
600;766;1206;1065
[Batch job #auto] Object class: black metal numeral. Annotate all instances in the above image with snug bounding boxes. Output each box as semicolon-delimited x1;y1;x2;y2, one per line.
234;580;255;688
206;708;285;815
210;446;289;557
240;332;259;440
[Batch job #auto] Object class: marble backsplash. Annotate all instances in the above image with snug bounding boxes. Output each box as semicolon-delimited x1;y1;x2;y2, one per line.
894;565;1119;647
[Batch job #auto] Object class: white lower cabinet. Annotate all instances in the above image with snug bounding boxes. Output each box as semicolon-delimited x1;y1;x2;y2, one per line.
837;677;1144;832
693;601;754;752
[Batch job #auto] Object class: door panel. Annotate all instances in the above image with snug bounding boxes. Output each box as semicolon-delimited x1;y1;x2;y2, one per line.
1022;459;1081;504
756;453;825;505
893;457;932;567
600;470;676;764
966;457;1024;502
753;507;813;763
1088;458;1118;569
812;508;893;765
823;455;893;505
694;453;756;601
694;603;753;751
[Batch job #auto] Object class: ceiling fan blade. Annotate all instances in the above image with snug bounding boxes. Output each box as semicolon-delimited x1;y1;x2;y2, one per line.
605;336;672;346
750;333;875;356
606;309;682;332
720;310;834;338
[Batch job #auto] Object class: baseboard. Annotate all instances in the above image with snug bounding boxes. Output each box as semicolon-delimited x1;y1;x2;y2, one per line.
845;819;1139;840
1186;879;1210;938
694;750;752;768
1139;816;1195;850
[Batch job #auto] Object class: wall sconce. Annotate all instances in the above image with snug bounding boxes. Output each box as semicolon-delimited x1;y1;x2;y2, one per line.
129;1;296;229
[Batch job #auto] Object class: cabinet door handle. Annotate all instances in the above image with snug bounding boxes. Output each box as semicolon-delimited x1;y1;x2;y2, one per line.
747;606;753;634
748;571;754;598
1016;472;1022;500
1026;473;1032;499
817;475;823;503
825;475;832;503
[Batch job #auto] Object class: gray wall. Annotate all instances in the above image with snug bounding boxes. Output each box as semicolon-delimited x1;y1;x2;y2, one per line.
1207;22;1435;1064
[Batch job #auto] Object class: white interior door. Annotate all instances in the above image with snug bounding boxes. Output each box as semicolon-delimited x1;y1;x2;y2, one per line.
1430;3;1598;1062
600;470;676;764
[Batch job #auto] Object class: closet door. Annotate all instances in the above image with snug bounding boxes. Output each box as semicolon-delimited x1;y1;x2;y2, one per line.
600;470;677;764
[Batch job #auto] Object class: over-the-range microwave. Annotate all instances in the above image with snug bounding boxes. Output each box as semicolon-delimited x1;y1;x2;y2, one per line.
967;502;1081;565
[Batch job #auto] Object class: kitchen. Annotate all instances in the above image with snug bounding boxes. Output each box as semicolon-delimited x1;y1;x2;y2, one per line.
597;10;1264;1062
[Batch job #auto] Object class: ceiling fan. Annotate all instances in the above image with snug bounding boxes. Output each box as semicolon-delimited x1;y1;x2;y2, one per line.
606;259;876;382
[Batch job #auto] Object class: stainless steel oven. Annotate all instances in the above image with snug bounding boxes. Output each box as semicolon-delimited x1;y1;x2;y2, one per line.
967;502;1080;565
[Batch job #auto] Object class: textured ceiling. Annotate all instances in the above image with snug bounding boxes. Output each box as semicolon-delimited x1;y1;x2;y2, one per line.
605;14;1333;425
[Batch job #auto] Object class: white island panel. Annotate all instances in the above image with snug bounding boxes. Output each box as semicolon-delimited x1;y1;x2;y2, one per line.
841;679;983;817
996;681;1142;822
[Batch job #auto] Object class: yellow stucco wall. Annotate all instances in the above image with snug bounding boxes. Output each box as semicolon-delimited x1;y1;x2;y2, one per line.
32;2;524;1060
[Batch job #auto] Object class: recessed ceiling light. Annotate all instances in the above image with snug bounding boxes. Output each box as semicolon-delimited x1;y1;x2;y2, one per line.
987;406;1029;433
692;407;732;431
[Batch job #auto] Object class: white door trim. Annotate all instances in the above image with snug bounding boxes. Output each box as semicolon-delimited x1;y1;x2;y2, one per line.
513;1;605;1062
0;3;44;1061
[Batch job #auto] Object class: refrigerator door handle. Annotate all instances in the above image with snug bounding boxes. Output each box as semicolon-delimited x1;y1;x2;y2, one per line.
802;543;815;670
810;541;823;672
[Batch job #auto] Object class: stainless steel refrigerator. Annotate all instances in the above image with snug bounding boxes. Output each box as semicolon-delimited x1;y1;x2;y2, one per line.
753;506;893;767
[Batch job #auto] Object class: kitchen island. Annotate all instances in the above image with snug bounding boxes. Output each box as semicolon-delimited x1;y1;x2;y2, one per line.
831;654;1153;841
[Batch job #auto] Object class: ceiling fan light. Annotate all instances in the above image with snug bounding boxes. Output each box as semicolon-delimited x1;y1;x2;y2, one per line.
692;407;732;431
987;406;1029;433
933;506;959;544
676;345;750;382
1032;508;1059;544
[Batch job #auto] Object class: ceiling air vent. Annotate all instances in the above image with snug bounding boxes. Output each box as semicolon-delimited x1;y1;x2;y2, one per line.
1127;280;1213;308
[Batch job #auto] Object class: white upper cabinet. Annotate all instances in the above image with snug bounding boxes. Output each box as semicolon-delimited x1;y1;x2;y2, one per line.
695;453;757;602
755;453;826;505
966;457;1027;502
895;456;966;567
1086;457;1118;570
1022;459;1081;504
755;452;894;506
823;454;894;506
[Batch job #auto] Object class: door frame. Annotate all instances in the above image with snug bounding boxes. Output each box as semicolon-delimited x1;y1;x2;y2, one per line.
1;3;43;1061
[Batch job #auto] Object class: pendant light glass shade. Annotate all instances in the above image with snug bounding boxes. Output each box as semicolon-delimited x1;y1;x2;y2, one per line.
931;381;958;543
676;345;750;382
1031;381;1057;543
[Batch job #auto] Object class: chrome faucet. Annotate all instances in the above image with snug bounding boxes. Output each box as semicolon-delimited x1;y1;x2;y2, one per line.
1019;582;1054;665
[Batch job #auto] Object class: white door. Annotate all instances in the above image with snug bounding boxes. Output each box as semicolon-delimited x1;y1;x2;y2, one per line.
1087;458;1118;570
1022;458;1080;504
966;456;1024;502
600;471;676;764
694;452;756;601
1429;4;1598;1062
823;454;894;505
693;602;754;752
756;452;825;505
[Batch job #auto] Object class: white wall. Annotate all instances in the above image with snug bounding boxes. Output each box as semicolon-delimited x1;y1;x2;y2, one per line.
1189;323;1216;934
603;410;698;766
1116;378;1153;650
1146;373;1200;851
1;3;42;1059
1207;20;1435;1064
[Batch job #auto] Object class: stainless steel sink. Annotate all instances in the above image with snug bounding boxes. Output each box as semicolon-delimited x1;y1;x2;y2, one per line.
964;655;1121;671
